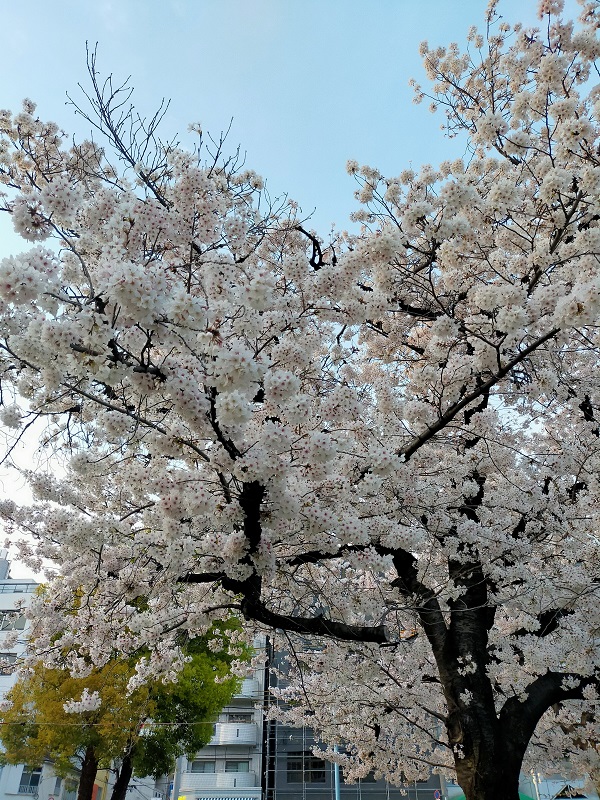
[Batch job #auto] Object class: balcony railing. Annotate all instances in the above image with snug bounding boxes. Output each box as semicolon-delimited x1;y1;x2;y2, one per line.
18;786;39;794
235;678;260;698
209;723;257;746
182;772;257;790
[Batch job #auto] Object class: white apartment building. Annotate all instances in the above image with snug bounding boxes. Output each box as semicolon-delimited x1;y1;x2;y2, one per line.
0;550;68;800
177;642;447;800
177;673;265;800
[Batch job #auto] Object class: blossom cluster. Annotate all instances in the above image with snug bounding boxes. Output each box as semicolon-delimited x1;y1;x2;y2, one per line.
63;688;102;714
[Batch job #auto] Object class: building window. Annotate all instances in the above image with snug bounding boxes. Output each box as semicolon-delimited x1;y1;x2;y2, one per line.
287;752;326;784
0;583;36;593
225;761;250;773
0;611;26;630
18;767;42;794
357;772;377;783
189;761;215;773
0;652;17;674
227;712;252;723
54;777;63;795
62;780;78;800
555;787;587;798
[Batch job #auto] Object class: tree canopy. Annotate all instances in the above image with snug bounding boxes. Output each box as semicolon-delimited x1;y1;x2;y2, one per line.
0;660;147;780
0;627;246;800
1;1;600;799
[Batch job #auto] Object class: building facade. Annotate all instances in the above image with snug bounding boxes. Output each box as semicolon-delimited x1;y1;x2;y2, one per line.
180;641;600;800
178;674;265;800
264;720;444;800
178;641;446;800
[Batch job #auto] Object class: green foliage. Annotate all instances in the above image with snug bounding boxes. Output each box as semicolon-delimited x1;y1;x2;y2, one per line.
0;620;249;780
133;624;248;778
0;659;148;775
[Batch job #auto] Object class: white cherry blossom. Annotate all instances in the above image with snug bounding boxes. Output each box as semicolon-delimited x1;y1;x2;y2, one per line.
1;6;600;800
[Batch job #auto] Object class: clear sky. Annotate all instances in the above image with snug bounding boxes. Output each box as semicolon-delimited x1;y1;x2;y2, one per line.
0;0;575;233
0;0;580;575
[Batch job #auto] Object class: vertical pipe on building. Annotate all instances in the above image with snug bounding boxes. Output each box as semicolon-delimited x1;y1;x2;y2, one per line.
261;639;269;800
171;756;183;800
531;771;541;800
262;637;277;800
333;745;341;800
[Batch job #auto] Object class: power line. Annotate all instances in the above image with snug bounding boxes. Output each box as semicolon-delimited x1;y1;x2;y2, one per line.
0;720;220;728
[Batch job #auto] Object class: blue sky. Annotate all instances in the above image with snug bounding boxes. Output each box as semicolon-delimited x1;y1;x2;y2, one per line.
0;0;572;234
0;0;580;575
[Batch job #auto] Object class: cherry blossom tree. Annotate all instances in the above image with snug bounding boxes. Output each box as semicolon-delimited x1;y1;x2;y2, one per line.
1;2;600;798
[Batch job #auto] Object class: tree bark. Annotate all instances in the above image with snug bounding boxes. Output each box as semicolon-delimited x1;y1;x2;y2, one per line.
452;726;523;800
109;751;135;800
77;744;99;800
456;767;521;800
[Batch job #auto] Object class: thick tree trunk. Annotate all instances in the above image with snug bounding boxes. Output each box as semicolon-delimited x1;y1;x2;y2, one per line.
454;744;522;800
448;708;524;800
110;751;135;800
77;744;99;800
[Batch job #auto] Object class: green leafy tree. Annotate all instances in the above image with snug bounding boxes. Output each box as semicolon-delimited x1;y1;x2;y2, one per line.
0;625;247;800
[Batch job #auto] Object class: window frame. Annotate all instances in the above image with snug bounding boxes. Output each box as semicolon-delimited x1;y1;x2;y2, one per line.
227;712;253;724
18;766;42;794
224;761;250;773
286;751;326;784
0;611;26;630
189;761;216;774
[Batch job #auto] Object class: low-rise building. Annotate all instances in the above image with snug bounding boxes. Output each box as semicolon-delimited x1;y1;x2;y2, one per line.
179;641;446;800
0;550;52;800
178;674;265;800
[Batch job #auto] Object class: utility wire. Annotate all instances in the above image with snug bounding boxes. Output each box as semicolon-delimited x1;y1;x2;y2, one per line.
0;720;220;727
